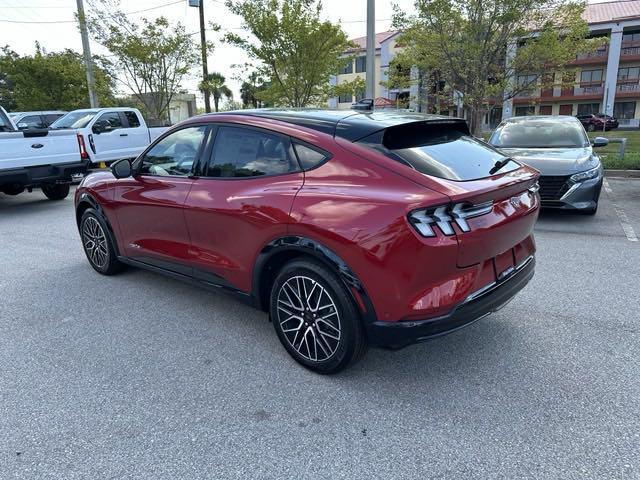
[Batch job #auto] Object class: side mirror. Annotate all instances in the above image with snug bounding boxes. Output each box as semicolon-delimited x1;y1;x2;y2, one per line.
592;137;609;148
17;122;28;130
111;158;132;179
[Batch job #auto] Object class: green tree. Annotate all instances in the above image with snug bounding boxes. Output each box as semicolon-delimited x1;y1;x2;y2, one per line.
380;62;413;109
393;0;605;133
239;71;270;108
0;45;114;111
88;3;199;124
226;0;353;107
199;72;233;112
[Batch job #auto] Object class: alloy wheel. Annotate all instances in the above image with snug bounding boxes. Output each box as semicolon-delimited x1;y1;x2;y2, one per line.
82;216;109;268
276;275;342;362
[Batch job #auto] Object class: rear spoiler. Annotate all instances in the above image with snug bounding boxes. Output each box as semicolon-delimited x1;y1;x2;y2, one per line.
357;119;470;149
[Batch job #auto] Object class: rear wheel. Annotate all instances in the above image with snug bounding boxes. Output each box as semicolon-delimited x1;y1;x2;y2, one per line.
42;183;70;200
1;184;25;196
80;209;124;275
270;259;367;374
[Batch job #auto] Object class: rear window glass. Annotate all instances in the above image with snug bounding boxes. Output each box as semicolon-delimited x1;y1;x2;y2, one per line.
293;143;328;170
358;122;520;181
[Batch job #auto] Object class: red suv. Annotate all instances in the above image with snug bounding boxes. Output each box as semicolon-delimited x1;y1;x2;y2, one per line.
75;110;540;373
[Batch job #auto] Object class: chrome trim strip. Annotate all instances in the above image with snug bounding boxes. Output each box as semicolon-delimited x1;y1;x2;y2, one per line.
560;182;581;200
465;255;534;303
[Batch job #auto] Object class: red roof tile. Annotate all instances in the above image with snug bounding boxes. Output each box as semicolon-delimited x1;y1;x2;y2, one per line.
585;0;640;24
346;30;399;52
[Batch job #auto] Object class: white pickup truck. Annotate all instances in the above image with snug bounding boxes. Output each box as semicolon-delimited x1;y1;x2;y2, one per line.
0;106;87;200
49;107;169;165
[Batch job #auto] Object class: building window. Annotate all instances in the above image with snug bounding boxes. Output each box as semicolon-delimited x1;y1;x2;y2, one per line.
340;60;353;75
577;103;600;115
338;93;352;103
355;89;365;102
614;101;636;119
580;70;603;84
515;106;535;116
355;56;366;73
539;105;552;115
617;67;640;81
559;104;573;115
516;74;537;88
622;31;640;43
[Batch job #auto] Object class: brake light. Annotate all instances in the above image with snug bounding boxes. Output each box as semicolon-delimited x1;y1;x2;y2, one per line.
408;201;494;237
77;133;89;160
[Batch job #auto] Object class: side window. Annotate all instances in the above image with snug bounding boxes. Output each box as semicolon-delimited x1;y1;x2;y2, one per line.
293;143;328;170
17;115;44;129
43;114;63;126
124;111;141;128
95;112;122;131
140;126;207;177
206;126;299;178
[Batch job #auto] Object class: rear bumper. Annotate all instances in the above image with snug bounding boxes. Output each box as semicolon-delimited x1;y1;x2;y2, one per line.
0;160;89;187
365;256;535;349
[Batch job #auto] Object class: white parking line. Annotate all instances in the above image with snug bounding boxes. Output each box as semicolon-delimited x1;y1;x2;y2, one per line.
603;179;638;242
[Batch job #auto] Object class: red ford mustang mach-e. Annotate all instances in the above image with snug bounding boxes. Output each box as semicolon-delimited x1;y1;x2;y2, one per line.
75;110;540;373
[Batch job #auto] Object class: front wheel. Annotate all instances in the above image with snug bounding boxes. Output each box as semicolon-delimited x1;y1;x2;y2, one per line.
270;259;368;374
80;209;124;275
42;183;70;200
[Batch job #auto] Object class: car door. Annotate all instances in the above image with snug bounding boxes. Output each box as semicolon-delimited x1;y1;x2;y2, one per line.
91;111;127;162
122;110;151;159
113;124;210;275
184;124;305;293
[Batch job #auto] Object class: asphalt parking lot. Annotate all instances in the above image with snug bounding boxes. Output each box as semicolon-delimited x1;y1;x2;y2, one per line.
1;180;639;479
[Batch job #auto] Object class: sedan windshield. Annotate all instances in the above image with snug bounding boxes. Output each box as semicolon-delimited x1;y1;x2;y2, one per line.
490;119;589;149
50;111;98;129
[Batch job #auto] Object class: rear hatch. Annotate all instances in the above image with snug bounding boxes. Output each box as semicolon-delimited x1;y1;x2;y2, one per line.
355;119;540;268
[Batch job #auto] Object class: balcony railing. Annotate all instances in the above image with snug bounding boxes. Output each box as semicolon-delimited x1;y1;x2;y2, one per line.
617;83;640;93
574;85;603;95
621;46;640;56
576;48;608;60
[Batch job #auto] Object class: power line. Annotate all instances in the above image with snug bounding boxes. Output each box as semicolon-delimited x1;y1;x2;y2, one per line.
0;0;185;24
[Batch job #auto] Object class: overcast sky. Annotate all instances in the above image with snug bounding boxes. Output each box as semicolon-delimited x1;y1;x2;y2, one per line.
0;0;611;109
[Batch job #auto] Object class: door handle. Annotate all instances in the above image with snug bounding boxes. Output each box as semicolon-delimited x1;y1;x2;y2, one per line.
120;133;128;137
31;143;44;149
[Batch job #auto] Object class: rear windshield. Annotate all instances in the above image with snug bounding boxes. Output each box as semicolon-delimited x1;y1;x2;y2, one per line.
490;119;589;148
358;122;520;181
50;111;98;129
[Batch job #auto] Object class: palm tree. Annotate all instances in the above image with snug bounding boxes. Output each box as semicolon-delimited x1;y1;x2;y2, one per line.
199;72;233;112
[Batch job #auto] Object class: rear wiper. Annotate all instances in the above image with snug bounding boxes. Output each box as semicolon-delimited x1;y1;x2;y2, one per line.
490;157;513;175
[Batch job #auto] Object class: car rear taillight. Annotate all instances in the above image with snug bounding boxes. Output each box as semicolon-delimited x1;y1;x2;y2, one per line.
408;201;494;237
77;133;89;160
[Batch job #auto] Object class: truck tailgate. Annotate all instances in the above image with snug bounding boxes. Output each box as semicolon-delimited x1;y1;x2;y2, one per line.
0;130;80;170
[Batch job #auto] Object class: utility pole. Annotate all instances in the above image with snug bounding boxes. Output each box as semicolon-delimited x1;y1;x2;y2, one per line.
198;0;211;113
76;0;99;108
365;0;375;100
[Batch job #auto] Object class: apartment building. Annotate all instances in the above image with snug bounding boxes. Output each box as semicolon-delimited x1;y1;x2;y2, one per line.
504;0;640;127
330;0;640;128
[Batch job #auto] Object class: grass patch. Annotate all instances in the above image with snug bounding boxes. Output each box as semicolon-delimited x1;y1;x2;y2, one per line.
588;130;640;169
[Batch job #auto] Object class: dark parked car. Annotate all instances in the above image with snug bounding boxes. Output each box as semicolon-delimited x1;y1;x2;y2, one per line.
9;111;67;130
490;115;605;214
576;113;618;131
75;110;540;373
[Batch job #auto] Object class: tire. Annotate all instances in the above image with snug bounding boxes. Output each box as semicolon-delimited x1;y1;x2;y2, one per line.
79;209;124;275
587;123;595;132
42;183;70;200
269;259;368;374
1;184;25;196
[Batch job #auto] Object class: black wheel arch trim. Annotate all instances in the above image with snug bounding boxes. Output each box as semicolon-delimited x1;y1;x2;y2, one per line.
76;192;122;257
252;236;378;324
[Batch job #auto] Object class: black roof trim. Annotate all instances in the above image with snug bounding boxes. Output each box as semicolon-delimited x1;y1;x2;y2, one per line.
219;109;467;142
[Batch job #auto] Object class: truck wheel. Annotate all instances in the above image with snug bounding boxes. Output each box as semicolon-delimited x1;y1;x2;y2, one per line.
42;183;70;201
1;184;25;196
270;259;368;374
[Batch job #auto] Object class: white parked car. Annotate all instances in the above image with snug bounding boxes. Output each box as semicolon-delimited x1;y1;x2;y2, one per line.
9;110;67;130
49;107;169;165
0;106;87;200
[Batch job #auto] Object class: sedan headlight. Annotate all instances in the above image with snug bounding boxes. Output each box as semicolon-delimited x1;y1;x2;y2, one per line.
570;165;601;183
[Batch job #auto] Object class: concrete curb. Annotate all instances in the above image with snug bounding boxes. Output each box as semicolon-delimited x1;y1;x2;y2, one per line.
605;169;640;178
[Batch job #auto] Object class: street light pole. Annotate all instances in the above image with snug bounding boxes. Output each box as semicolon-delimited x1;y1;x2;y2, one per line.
76;0;99;108
199;0;211;113
365;0;375;101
